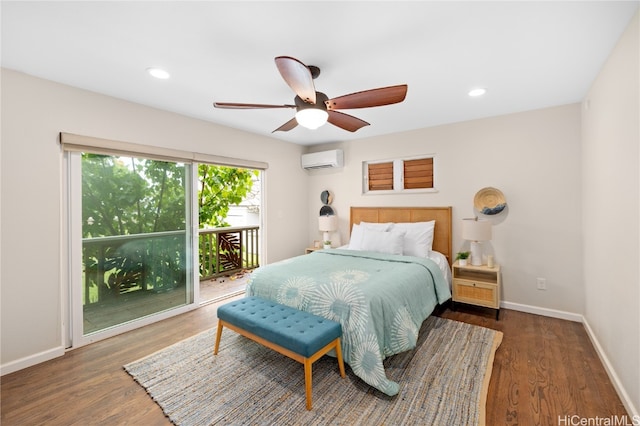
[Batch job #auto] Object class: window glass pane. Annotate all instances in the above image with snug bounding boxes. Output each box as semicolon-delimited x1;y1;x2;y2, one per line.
81;154;191;334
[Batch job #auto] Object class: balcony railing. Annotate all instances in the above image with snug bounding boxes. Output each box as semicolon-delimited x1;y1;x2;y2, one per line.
198;226;260;280
82;225;259;305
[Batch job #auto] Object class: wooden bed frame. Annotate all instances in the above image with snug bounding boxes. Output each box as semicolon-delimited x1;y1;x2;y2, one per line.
350;206;453;266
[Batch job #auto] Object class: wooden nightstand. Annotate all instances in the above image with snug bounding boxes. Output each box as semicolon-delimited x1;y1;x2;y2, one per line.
452;260;501;320
305;247;319;254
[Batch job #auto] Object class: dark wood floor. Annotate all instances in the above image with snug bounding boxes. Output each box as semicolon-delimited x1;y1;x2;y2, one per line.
1;299;628;425
437;305;629;425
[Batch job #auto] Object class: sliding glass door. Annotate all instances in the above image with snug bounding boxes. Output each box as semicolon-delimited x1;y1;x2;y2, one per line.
68;152;195;346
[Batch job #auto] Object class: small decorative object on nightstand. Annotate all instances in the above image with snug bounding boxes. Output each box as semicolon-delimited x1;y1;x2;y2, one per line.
452;260;501;320
455;251;470;267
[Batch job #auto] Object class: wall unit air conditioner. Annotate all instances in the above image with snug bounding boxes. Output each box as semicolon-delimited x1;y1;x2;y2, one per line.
301;149;344;170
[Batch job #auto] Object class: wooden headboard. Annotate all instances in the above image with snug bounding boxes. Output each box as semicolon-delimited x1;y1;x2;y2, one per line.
350;206;453;266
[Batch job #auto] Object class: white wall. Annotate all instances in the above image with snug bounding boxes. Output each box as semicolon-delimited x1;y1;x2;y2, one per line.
0;69;309;371
306;103;584;315
582;12;639;415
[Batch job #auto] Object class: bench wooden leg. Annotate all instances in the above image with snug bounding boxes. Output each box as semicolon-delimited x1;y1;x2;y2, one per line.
213;321;224;355
304;359;313;410
334;338;346;378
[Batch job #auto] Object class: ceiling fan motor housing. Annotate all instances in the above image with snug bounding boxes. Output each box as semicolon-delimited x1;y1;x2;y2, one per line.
295;91;329;112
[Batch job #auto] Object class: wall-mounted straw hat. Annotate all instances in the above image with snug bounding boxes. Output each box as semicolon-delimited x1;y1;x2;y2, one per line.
474;187;507;215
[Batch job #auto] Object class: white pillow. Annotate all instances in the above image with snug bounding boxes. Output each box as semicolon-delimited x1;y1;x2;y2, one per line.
391;221;435;257
348;222;393;250
360;228;405;255
347;224;364;250
360;221;393;231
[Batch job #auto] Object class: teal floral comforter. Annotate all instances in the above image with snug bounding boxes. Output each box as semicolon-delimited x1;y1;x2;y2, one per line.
246;249;451;396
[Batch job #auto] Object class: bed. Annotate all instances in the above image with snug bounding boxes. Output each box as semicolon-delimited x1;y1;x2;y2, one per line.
246;207;453;396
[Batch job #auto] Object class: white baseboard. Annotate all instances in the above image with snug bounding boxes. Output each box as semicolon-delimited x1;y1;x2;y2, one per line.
582;318;639;419
1;346;65;376
502;300;638;419
500;300;583;322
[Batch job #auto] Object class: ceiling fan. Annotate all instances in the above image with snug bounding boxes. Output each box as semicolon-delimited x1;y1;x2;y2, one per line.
213;56;408;133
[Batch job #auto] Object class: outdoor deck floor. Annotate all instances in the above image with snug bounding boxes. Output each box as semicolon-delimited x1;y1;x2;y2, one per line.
199;272;250;302
83;272;250;334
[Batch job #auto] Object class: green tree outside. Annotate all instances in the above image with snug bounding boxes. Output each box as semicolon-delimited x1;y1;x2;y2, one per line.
82;154;186;237
198;164;258;228
82;154;257;237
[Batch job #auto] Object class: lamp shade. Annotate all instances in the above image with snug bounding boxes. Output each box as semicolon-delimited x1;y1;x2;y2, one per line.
461;218;492;241
318;215;338;232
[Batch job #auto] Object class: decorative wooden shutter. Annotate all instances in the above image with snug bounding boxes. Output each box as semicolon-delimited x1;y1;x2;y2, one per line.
403;158;433;189
368;162;394;191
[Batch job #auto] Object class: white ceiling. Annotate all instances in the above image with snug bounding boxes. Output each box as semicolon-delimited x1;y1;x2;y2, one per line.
2;1;638;146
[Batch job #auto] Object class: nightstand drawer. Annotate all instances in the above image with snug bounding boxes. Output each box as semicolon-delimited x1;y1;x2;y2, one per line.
452;279;498;309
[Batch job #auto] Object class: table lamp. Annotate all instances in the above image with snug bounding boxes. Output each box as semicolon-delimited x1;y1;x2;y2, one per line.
462;217;492;266
318;215;338;247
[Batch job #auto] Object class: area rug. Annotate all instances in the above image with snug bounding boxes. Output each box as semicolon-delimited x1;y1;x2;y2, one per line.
124;316;502;426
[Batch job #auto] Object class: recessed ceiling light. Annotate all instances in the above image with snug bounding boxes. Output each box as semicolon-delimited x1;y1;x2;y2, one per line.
146;67;170;79
468;88;487;97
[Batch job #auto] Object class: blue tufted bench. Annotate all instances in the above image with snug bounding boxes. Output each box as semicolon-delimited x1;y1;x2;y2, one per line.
214;296;346;410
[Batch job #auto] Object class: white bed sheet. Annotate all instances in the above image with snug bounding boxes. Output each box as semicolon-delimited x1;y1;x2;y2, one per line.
427;250;452;288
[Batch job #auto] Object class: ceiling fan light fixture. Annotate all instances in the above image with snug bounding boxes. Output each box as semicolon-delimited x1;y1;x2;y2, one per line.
295;108;328;129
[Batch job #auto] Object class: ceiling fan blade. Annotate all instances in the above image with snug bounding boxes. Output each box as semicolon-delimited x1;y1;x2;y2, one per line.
272;117;298;133
214;102;296;109
274;56;316;104
327;111;370;132
325;84;408;110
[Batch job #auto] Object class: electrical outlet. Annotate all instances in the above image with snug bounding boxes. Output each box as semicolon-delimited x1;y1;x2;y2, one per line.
537;277;547;290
